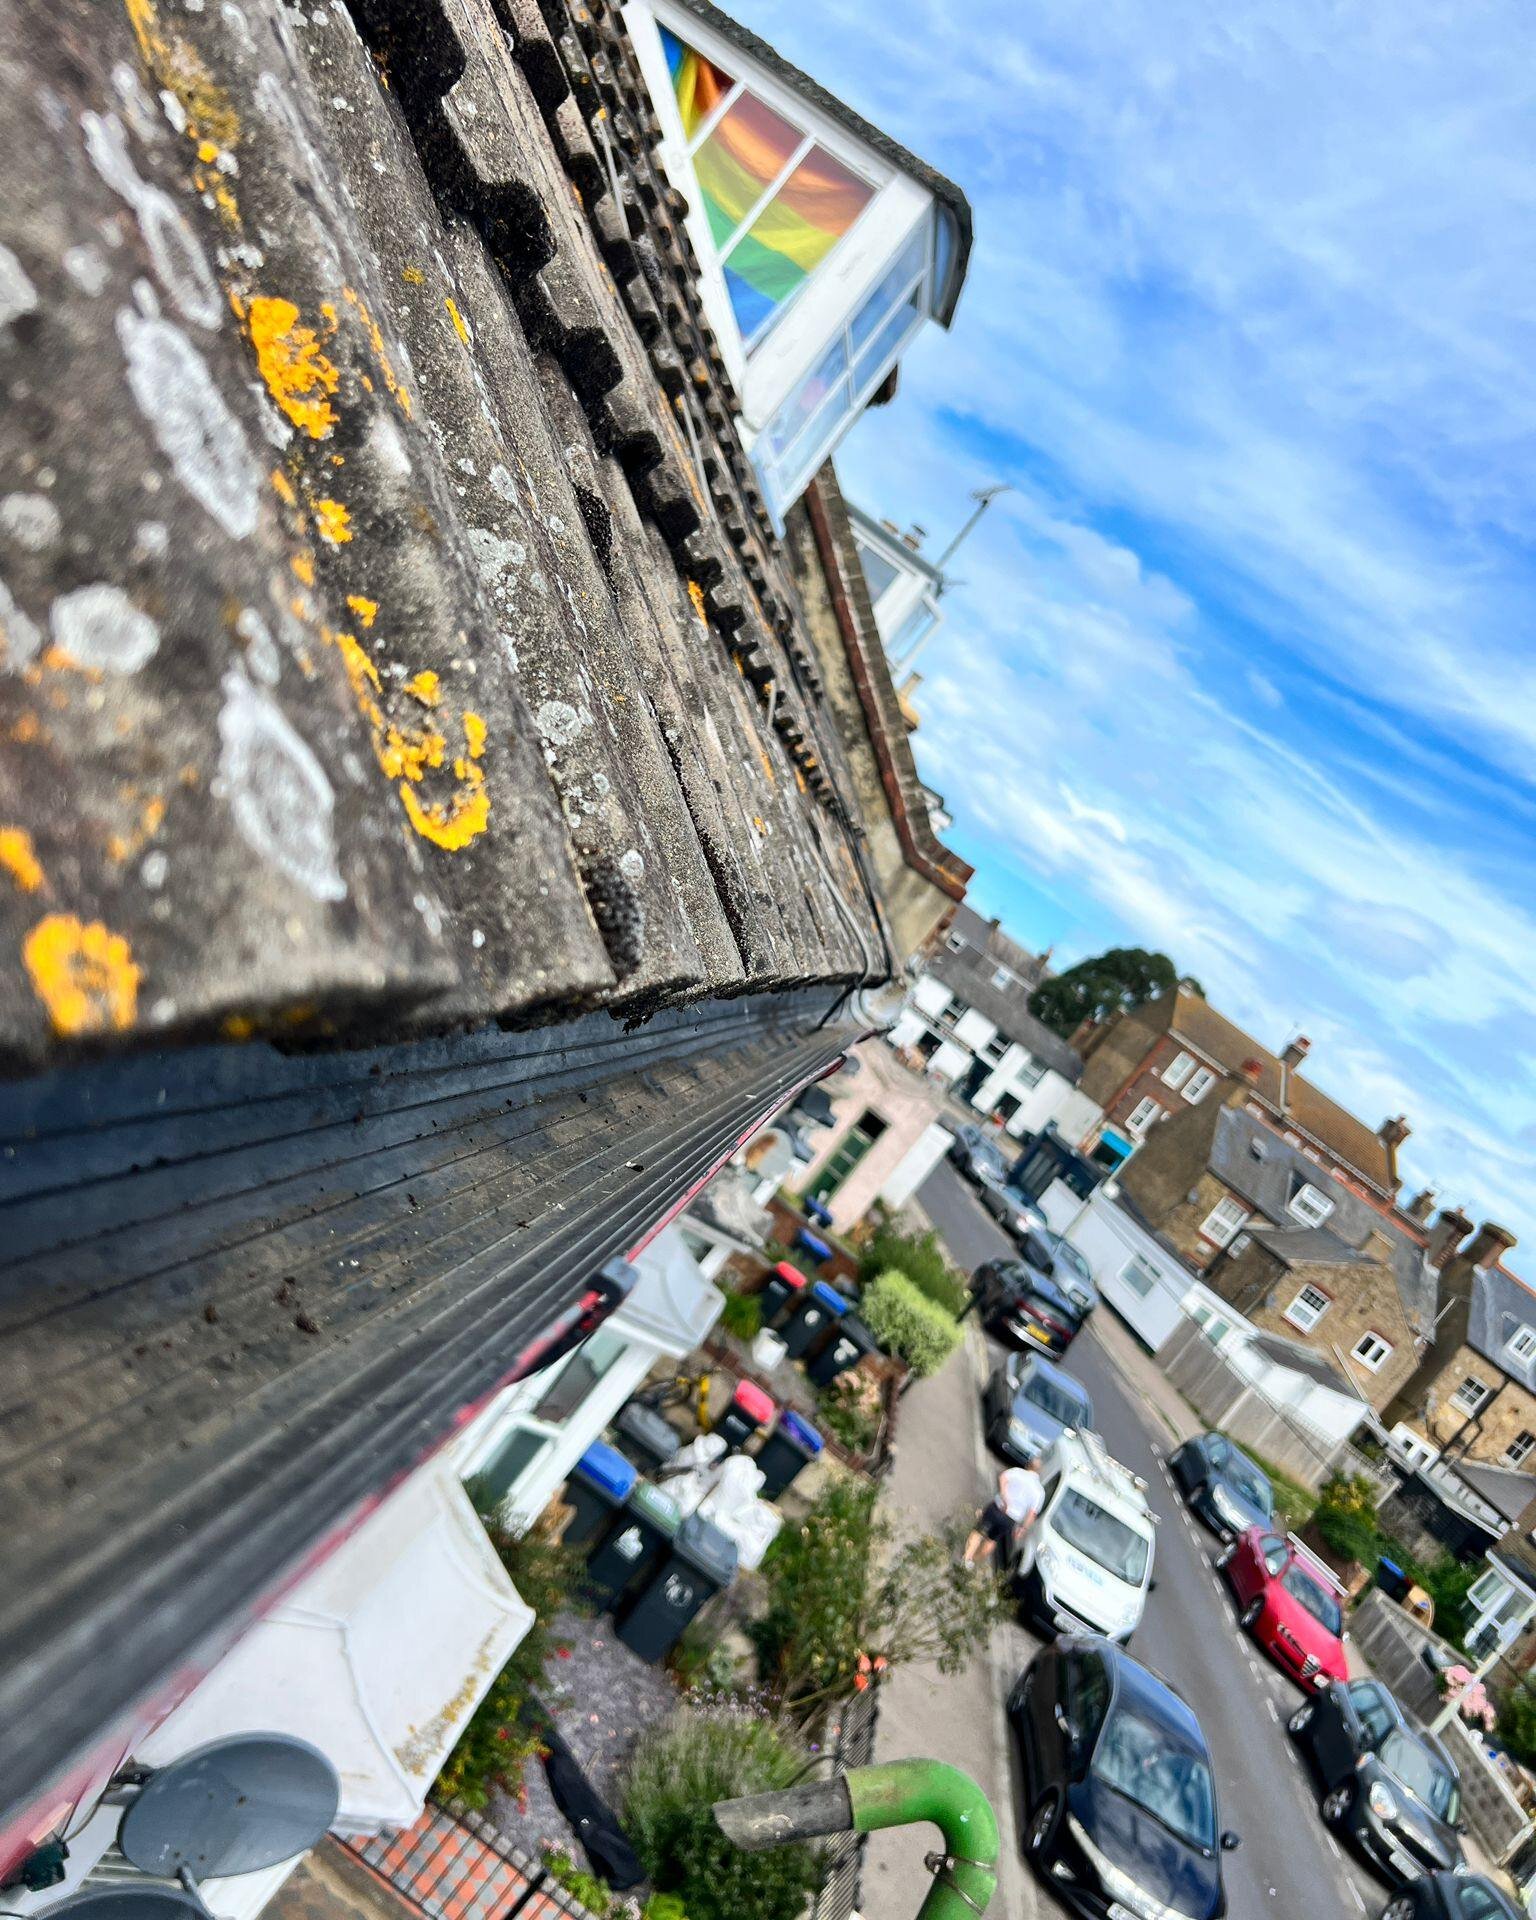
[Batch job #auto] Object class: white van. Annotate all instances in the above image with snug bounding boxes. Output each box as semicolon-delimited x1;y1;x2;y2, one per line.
1010;1428;1157;1643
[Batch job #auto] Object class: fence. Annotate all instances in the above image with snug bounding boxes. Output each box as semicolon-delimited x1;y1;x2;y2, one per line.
342;1801;604;1920
809;1681;881;1920
1351;1592;1533;1865
1159;1319;1392;1495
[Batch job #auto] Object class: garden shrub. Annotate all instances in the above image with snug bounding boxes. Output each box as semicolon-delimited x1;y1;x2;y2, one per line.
818;1368;882;1453
624;1707;821;1920
857;1227;967;1319
541;1848;617;1919
718;1288;761;1342
859;1270;960;1377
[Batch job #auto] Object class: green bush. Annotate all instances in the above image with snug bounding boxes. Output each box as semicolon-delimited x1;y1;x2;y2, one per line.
818;1368;882;1454
642;1898;688;1920
1313;1503;1382;1569
541;1849;617;1919
858;1270;961;1377
624;1708;822;1920
718;1288;761;1342
1498;1688;1536;1767
857;1226;967;1318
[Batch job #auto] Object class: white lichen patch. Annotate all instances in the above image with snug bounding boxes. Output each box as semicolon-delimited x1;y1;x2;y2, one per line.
0;494;62;552
117;306;260;540
62;243;112;296
0;573;43;672
84;112;221;330
619;848;646;883
535;698;589;747
216;670;347;901
0;244;38;332
51;583;161;672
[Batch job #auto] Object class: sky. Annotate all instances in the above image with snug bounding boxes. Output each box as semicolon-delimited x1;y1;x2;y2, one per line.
736;0;1536;1247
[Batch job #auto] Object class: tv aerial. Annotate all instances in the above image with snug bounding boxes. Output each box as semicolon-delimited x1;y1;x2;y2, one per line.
45;1735;340;1920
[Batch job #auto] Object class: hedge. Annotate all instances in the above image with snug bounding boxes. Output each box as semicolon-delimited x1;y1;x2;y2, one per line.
859;1269;961;1378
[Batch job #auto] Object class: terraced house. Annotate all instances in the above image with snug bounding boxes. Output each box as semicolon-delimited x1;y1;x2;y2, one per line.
0;0;970;1906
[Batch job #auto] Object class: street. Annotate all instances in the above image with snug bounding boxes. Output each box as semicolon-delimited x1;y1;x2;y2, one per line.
913;1158;1384;1920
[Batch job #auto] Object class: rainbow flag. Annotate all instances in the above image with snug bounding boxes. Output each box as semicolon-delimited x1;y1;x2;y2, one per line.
661;26;872;341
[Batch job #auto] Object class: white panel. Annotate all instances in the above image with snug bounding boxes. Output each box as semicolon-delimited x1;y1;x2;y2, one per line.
888;1008;925;1049
930;1040;969;1081
1058;1188;1191;1349
954;1008;995;1051
880;1121;954;1209
911;975;952;1017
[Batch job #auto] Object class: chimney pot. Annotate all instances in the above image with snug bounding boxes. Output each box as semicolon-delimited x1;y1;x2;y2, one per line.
1378;1114;1412;1149
1428;1207;1475;1269
1406;1187;1436;1224
1281;1035;1312;1069
1466;1222;1518;1271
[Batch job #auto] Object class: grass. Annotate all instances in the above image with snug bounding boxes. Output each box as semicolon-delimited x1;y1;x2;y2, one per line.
1203;1431;1317;1530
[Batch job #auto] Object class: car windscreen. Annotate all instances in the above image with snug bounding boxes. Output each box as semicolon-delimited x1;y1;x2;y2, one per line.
1019;1231;1056;1272
1379;1731;1460;1824
1049;1237;1093;1289
1020;1375;1091;1431
1281;1563;1343;1636
1093;1707;1216;1851
975;1142;1006;1177
1052;1488;1151;1584
1223;1457;1273;1517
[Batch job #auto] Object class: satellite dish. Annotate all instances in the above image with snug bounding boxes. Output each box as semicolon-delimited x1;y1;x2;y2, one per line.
42;1890;208;1920
117;1735;340;1881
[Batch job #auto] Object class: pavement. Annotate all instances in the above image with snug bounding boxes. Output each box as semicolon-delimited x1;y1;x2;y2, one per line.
859;1159;1391;1920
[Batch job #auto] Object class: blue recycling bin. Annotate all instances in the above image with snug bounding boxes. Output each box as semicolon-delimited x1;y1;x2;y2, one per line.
562;1441;638;1549
795;1227;833;1264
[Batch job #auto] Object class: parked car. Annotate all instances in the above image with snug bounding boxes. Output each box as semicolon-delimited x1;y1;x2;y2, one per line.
1039;1229;1098;1318
983;1351;1094;1464
1220;1526;1349;1691
1288;1677;1464;1886
1376;1872;1518;1919
971;1256;1085;1354
1168;1432;1275;1541
1009;1634;1239;1918
977;1168;1047;1241
1009;1428;1158;1643
949;1122;1009;1187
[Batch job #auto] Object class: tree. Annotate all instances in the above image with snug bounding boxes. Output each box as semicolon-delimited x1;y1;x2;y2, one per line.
1028;946;1180;1038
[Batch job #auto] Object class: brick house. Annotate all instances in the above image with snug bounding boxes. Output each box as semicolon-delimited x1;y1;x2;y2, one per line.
1115;1073;1436;1415
1076;988;1407;1201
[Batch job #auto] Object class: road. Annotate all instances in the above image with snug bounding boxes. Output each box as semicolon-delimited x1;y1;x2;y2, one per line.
917;1158;1383;1920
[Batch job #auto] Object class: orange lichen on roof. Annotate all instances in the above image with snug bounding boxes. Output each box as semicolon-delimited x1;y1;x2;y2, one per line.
248;296;341;440
444;297;471;345
23;914;141;1037
345;594;378;629
313;498;352;545
0;828;44;894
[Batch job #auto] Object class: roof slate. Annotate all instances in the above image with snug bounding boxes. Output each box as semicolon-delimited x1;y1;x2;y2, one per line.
1468;1265;1536;1390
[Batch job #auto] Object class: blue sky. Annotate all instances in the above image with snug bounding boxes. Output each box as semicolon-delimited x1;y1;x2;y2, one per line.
737;0;1536;1246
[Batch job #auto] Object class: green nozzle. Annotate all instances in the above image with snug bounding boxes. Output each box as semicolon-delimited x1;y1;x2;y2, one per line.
846;1759;999;1920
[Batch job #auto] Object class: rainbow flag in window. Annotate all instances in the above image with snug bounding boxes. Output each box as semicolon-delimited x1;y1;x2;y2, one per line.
660;26;873;342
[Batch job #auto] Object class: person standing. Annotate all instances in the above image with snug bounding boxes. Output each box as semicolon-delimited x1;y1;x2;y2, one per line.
962;1456;1043;1569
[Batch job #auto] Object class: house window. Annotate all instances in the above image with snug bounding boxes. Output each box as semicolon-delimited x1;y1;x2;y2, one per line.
1351;1332;1393;1374
1191;1301;1232;1344
1288;1183;1336;1228
1505;1431;1536;1467
1390;1424;1437;1470
1016;1055;1048;1090
1229;1232;1252;1258
1508;1326;1536;1363
1121;1255;1160;1299
1126;1097;1161;1138
937;999;966;1028
856;538;901;605
1200;1196;1250;1248
991;965;1013;990
1453;1376;1493;1416
470;1329;629;1515
1162;1050;1196;1090
660;27;875;347
980;1033;1009;1066
1182;1066;1217;1104
1284;1283;1331;1333
945;931;965;952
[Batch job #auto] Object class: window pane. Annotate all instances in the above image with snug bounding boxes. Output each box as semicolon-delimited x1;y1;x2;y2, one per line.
857;541;900;603
850;228;928;357
660;26;735;141
853;287;923;395
693;88;803;253
532;1329;626;1425
474;1427;549;1506
725;145;873;340
763;335;849;459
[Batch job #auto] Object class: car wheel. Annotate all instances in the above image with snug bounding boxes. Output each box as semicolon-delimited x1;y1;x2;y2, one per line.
1321;1781;1354;1826
1287;1702;1314;1737
1024;1789;1062;1861
1239;1596;1264;1630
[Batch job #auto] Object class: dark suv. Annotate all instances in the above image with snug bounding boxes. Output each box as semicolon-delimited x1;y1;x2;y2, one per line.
972;1255;1085;1354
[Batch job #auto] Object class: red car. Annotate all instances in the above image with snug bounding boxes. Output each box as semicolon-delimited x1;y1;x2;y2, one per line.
1220;1526;1348;1691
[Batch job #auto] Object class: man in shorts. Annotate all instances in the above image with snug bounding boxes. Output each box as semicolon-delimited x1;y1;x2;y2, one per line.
962;1456;1043;1569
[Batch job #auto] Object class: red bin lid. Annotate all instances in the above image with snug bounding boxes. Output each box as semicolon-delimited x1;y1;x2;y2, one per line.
772;1261;809;1289
729;1379;776;1426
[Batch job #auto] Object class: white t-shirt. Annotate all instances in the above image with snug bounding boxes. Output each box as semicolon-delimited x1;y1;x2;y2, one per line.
998;1467;1044;1524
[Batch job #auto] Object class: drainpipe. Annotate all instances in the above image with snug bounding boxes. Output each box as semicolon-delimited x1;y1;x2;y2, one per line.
715;1758;999;1920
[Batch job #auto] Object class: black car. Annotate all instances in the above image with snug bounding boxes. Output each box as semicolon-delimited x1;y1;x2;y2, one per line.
972;1256;1084;1354
1379;1872;1522;1919
983;1351;1093;1464
1168;1432;1275;1540
949;1122;1008;1186
1382;1873;1520;1920
1009;1635;1239;1918
1289;1677;1464;1885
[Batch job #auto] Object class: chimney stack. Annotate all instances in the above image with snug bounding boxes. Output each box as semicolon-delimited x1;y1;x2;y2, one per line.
1223;1059;1264;1108
1281;1035;1312;1069
1379;1115;1411;1150
1406;1188;1436;1224
1464;1223;1518;1272
1428;1207;1474;1269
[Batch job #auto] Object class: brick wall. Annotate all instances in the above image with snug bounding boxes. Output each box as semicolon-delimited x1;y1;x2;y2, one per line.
1417;1342;1536;1466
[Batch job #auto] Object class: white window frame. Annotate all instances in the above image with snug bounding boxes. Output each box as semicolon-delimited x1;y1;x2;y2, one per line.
1452;1376;1493;1416
1288;1182;1336;1228
1200;1196;1250;1248
1505;1430;1536;1468
1126;1097;1161;1139
991;965;1012;990
1121;1254;1160;1299
1507;1325;1536;1363
1182;1066;1217;1104
945;930;965;952
1390;1423;1437;1470
1351;1331;1393;1373
1284;1283;1331;1333
1162;1050;1196;1090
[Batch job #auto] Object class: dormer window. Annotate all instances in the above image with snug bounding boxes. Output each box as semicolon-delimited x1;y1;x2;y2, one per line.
1507;1325;1536;1364
1288;1182;1335;1228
